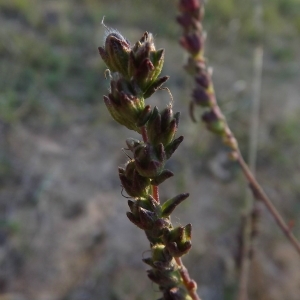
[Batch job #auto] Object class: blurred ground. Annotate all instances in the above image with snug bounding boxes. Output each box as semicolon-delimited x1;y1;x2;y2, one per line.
0;0;300;299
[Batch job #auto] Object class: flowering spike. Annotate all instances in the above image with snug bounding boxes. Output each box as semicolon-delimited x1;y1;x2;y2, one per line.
99;24;198;299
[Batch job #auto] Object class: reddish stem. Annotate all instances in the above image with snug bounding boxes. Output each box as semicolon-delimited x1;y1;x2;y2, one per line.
236;150;300;255
175;257;201;300
152;185;160;204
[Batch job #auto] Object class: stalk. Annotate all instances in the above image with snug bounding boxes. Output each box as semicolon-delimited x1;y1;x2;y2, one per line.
99;24;200;300
177;0;300;258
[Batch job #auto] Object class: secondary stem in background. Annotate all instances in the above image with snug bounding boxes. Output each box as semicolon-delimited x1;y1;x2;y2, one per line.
237;46;264;300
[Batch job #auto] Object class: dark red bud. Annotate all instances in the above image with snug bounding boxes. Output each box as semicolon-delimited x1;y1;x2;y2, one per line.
178;0;200;12
177;14;194;28
179;32;203;56
202;110;219;123
195;71;210;89
192;85;211;107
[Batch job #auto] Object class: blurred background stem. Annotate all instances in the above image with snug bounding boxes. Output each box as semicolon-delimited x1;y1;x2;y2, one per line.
237;1;264;298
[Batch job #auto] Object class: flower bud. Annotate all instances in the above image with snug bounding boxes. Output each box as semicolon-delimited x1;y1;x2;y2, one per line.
119;161;151;198
127;195;160;219
179;32;203;57
149;244;173;270
177;13;196;29
129;32;169;97
139;207;157;230
132;143;167;178
98;30;131;78
163;225;192;257
147;267;181;287
103;77;145;132
192;85;211;107
195;70;210;89
147;106;181;147
127;208;165;233
146;217;172;244
136;105;152;127
178;0;200;13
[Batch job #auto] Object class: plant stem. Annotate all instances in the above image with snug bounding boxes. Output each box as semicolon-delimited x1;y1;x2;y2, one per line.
208;81;300;257
237;43;264;300
175;257;202;300
236;214;251;300
152;185;160;203
236;150;300;255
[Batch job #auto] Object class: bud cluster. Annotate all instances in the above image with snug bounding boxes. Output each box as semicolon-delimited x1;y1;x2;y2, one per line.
99;26;196;299
177;0;237;150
